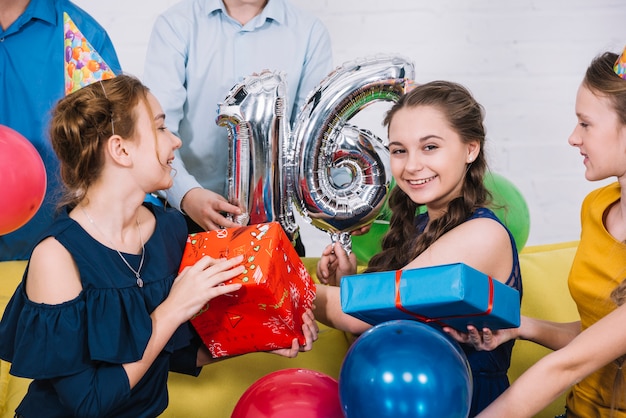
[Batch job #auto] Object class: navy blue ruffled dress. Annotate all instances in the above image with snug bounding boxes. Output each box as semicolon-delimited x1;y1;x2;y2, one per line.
416;208;523;417
0;203;201;418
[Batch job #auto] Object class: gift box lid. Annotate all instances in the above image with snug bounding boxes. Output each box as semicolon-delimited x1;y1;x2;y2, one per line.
340;263;520;331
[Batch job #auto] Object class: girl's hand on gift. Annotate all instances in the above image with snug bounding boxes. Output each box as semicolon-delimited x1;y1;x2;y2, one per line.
316;242;357;286
300;308;319;350
270;309;319;358
165;255;245;325
443;325;518;351
197;308;317;363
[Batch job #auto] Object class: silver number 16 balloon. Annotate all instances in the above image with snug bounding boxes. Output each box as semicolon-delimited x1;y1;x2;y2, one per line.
217;55;415;252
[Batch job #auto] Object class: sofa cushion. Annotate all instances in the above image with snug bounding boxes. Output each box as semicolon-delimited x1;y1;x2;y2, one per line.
510;241;579;417
0;261;27;417
0;243;581;418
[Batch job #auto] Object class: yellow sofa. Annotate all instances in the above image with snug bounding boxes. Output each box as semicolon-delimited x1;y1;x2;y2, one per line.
0;242;579;418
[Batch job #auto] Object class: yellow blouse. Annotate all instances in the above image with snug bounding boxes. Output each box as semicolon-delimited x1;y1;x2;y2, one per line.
567;182;626;417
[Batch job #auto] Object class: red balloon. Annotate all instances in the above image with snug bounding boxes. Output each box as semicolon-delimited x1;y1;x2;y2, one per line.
231;368;343;418
0;125;47;235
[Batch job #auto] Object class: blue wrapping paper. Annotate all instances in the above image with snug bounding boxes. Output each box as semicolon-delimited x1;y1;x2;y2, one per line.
340;263;520;331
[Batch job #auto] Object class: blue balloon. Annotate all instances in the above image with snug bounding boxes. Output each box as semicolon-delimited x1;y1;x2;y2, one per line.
339;320;472;418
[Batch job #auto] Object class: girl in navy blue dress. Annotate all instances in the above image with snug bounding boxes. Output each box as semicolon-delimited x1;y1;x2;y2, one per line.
313;80;523;416
0;74;317;418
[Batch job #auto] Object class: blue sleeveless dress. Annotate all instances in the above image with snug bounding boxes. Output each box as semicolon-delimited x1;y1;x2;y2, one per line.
0;203;200;418
416;207;523;417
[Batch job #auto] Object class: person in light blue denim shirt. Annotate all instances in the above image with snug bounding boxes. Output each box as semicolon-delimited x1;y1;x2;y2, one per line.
143;0;333;253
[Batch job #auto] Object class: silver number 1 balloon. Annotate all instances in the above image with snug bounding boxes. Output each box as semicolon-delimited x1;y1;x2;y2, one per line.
217;71;297;238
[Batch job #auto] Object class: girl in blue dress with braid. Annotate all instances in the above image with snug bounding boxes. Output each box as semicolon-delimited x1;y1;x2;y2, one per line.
313;80;523;417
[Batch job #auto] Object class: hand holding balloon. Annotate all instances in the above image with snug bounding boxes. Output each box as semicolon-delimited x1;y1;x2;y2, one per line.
316;241;357;286
181;187;242;230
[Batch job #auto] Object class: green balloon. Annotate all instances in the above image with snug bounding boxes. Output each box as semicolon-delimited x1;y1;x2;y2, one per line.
351;173;530;264
351;178;394;265
484;172;531;252
351;220;389;265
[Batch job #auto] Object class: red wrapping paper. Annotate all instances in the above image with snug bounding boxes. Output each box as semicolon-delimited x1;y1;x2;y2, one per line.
178;222;316;357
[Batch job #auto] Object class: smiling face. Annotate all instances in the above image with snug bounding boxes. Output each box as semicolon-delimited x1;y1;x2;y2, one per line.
130;92;182;192
388;105;479;218
569;84;626;182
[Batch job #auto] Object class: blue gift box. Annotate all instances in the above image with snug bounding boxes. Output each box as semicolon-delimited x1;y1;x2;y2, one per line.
340;263;520;331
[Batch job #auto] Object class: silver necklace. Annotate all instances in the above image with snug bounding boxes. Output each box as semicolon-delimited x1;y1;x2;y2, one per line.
80;206;145;288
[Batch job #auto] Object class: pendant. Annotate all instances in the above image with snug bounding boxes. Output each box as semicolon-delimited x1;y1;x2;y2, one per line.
136;276;144;288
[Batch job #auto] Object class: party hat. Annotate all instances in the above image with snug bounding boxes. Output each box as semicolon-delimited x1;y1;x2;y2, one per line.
615;45;626;80
64;12;116;95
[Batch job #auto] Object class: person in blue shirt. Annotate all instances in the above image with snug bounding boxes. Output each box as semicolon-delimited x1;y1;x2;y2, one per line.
0;0;122;261
142;0;333;255
0;74;318;418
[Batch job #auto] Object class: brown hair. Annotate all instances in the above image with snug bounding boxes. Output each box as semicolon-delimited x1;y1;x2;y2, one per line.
583;52;626;128
49;75;150;209
366;80;489;272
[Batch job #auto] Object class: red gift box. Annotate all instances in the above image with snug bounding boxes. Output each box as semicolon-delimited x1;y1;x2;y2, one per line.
178;222;316;357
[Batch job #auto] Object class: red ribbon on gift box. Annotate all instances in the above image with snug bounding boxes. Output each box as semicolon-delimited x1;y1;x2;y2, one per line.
393;269;494;327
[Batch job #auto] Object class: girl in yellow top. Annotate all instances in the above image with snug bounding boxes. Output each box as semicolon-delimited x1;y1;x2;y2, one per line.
448;48;626;417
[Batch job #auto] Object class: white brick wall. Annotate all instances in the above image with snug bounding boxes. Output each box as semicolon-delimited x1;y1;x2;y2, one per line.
74;0;625;255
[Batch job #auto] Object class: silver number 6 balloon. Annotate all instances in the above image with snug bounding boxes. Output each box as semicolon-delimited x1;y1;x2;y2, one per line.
217;55;415;253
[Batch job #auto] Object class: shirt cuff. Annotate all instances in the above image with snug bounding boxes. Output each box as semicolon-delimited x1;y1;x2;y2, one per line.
167;159;203;211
